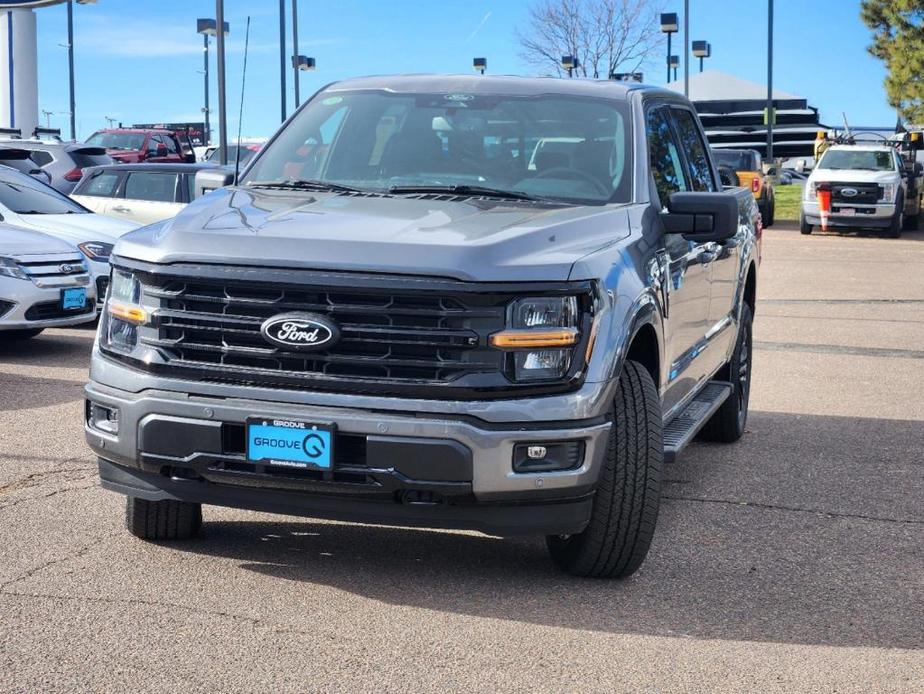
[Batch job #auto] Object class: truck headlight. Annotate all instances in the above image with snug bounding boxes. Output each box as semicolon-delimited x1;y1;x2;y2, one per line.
102;269;147;354
0;256;28;280
805;182;817;201
879;183;896;203
78;241;114;261
490;296;580;381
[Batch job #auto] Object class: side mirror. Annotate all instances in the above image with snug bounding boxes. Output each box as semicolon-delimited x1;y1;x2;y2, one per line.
194;168;234;198
765;166;777;176
661;191;739;242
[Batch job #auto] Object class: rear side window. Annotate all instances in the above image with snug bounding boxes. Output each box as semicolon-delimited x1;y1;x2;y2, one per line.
30;150;54;167
124;172;178;202
671;108;716;192
80;171;120;197
647;107;688;206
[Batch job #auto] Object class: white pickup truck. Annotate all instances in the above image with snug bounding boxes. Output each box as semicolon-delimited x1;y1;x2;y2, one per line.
801;143;922;238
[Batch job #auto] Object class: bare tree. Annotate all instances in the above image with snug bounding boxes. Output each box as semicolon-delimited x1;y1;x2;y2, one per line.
518;0;665;79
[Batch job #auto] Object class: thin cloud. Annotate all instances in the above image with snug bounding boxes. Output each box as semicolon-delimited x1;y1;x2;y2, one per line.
465;11;492;44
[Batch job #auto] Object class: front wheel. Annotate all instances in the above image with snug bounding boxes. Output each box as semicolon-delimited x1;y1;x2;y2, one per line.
546;360;663;579
885;197;903;238
799;213;812;235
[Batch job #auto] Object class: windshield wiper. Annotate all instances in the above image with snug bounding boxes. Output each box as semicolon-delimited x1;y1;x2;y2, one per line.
247;178;367;193
387;184;542;201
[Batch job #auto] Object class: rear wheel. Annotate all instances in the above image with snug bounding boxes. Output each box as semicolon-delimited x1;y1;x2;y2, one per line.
546;360;662;579
0;328;43;340
125;497;202;540
765;195;775;227
700;304;753;443
799;213;813;235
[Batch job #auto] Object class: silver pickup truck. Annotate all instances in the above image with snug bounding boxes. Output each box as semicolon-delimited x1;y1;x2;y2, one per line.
84;76;759;579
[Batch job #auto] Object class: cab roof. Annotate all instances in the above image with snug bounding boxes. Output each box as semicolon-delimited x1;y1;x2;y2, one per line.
324;74;671;101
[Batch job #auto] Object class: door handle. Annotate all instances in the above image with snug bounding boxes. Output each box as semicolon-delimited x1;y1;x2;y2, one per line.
111;205;131;212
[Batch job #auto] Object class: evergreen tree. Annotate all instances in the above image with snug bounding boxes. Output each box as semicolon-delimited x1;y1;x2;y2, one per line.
862;0;924;123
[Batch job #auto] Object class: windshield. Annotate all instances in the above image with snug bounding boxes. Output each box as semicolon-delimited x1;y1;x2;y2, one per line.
86;132;146;151
818;149;895;171
0;170;86;214
712;150;757;171
243;89;632;204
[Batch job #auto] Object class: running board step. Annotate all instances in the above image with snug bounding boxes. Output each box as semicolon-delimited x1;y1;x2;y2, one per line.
663;381;733;462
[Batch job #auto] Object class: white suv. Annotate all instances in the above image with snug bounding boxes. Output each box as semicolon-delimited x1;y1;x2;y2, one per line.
801;144;920;238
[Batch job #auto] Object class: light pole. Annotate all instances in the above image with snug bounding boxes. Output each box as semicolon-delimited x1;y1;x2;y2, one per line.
561;55;578;78
473;57;486;75
692;41;711;72
196;19;228;147
279;0;286;122
291;0;300;107
660;13;678;83
104;116;116;128
669;55;679;81
66;0;96;141
766;0;774;162
683;0;690;96
215;0;228;165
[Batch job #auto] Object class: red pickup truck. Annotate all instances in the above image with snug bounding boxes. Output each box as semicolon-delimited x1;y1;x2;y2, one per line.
85;128;194;164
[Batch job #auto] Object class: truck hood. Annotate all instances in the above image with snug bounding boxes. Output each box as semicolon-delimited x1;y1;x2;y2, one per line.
10;212;139;245
0;225;79;257
114;186;631;281
809;169;898;185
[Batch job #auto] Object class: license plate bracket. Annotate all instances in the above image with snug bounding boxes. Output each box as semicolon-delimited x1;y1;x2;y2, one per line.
838;208;856;217
60;286;86;311
246;418;335;470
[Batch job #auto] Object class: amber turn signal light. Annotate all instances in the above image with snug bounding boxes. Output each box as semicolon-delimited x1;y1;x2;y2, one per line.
108;301;149;325
489;328;579;349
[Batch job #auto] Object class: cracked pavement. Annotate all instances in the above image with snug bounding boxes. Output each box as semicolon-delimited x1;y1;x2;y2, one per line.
0;223;922;692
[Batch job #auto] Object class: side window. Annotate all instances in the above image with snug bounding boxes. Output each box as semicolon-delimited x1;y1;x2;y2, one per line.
646;106;688;206
80;171;120;197
184;174;195;202
671;108;716;192
124;172;178;202
30;150;53;167
162;136;179;154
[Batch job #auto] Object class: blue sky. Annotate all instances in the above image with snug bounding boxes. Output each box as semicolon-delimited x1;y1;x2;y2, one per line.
31;0;893;141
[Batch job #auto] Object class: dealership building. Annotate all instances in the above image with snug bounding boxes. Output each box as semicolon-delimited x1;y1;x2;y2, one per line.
668;70;826;159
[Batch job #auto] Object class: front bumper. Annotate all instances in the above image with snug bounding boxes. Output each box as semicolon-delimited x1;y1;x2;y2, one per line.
802;200;896;228
0;277;97;330
85;365;613;536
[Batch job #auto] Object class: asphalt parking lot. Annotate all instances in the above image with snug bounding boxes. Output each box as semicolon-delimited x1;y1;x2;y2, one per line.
1;223;922;693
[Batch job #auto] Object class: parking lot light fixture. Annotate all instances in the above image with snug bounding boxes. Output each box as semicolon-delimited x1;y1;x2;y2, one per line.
561;55;578;78
197;19;228;147
660;12;678;83
473;57;486;75
692;40;711;72
669;55;679;81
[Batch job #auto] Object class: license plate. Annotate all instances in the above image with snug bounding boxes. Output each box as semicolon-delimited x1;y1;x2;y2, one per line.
838;208;856;217
246;418;334;470
60;287;86;310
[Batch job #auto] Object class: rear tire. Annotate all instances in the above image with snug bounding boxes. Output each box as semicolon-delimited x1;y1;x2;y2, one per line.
799;213;813;235
125;497;202;540
700;304;753;443
765;196;775;227
0;328;43;340
546;360;662;579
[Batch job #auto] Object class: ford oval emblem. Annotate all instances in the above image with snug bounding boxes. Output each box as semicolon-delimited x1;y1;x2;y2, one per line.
260;313;340;352
841;187;859;197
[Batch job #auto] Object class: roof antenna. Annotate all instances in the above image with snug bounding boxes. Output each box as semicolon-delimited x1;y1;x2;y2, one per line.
234;16;252;186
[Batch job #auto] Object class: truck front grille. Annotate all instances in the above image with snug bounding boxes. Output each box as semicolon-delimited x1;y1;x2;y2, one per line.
140;274;515;389
831;182;882;205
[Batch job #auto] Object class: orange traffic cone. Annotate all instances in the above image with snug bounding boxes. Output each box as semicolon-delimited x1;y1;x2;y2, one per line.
817;182;832;231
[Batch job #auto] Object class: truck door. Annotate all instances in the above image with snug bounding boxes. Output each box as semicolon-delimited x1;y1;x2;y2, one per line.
670;106;741;360
646;105;713;413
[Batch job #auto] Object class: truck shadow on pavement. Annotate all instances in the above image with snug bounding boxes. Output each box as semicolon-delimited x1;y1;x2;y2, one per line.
0;328;95;370
173;410;924;651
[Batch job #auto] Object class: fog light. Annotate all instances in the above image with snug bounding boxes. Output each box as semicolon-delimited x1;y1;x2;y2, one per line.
513;441;584;473
87;401;119;435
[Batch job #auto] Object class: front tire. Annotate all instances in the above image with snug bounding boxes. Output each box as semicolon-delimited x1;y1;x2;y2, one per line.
799;213;812;235
885;197;903;238
126;497;202;540
546;360;663;579
700;304;753;443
